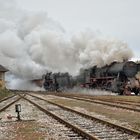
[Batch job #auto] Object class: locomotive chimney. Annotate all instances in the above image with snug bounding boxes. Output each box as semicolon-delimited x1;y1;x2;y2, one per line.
123;58;128;62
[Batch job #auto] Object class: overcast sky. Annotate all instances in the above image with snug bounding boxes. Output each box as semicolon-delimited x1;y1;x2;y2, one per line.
18;0;140;59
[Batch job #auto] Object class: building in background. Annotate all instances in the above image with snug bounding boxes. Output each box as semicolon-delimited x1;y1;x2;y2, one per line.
31;79;44;87
0;65;8;89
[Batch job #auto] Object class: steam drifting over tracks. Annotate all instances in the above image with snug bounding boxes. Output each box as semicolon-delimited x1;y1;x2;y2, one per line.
23;94;140;140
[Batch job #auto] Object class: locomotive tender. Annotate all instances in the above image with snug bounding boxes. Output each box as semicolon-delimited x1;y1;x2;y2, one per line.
43;61;140;95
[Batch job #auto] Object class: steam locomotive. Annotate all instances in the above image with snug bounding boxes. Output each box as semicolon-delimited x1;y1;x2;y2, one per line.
76;61;140;95
43;72;73;91
43;61;140;95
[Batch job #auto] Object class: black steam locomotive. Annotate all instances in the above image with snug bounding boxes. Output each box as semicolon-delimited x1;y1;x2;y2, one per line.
43;72;73;92
76;61;140;95
43;61;140;95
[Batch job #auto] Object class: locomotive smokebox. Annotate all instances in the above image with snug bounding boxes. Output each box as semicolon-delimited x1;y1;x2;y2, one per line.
107;62;125;76
107;61;137;77
123;61;137;77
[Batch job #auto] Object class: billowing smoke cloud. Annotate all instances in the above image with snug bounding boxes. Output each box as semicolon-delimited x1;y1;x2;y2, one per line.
0;0;133;89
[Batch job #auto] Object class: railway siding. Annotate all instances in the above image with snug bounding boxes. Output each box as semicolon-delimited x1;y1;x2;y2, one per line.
23;95;99;140
30;93;140;131
0;95;21;112
1;91;139;139
58;96;140;112
0;98;86;140
25;94;140;139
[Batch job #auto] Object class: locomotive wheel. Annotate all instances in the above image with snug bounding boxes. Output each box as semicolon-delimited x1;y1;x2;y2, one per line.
91;83;97;88
118;90;124;95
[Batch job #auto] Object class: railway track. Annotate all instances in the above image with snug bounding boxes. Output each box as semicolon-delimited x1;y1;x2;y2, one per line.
0;94;16;103
0;94;87;139
90;97;140;104
93;100;140;107
11;89;140;108
22;95;98;140
10;89;140;107
0;95;21;112
55;94;140;112
22;93;140;140
67;95;140;107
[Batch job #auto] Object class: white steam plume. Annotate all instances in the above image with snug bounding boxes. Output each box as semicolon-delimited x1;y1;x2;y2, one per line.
0;0;133;89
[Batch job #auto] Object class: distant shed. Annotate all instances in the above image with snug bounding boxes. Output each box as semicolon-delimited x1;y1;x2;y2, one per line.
0;65;8;89
31;79;44;87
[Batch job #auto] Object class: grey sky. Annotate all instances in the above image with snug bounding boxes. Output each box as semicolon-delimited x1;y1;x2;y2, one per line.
18;0;140;59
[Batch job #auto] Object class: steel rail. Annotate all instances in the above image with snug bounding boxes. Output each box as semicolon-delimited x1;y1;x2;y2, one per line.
28;93;140;138
0;97;21;112
55;94;140;112
22;96;99;140
65;95;140;107
87;98;140;107
0;94;16;103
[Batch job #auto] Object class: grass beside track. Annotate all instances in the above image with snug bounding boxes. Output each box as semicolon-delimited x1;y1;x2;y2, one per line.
0;89;14;100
